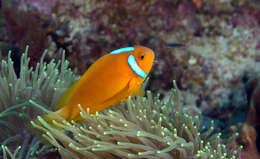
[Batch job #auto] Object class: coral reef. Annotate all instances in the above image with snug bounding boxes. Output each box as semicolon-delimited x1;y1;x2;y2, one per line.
0;46;242;159
0;47;242;158
13;0;259;117
0;0;259;158
1;0;75;68
1;0;259;114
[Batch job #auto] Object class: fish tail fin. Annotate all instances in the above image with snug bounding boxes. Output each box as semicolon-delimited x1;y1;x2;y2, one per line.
28;108;69;141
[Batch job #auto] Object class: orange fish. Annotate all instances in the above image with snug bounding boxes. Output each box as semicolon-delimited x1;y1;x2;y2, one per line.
34;45;154;124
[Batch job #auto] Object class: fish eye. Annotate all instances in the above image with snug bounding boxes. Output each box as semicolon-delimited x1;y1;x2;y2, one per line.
140;55;144;60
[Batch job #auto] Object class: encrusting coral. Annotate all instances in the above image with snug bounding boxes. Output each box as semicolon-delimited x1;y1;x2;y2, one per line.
31;82;240;159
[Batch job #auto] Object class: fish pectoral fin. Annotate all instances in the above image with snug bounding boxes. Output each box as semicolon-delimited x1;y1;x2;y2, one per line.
129;78;144;97
128;78;138;91
94;79;137;112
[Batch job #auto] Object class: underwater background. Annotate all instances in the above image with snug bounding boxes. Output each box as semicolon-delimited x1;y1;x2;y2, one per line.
0;0;260;159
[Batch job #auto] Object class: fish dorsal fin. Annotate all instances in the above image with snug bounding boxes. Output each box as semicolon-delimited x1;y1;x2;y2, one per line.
54;81;78;110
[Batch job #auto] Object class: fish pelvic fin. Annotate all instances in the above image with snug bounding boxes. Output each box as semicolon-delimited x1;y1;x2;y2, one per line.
133;84;145;97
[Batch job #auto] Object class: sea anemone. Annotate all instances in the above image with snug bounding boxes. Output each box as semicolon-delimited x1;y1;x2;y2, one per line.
31;82;240;159
0;46;77;158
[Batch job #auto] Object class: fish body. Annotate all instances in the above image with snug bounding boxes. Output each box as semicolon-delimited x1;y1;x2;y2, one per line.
41;45;154;122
